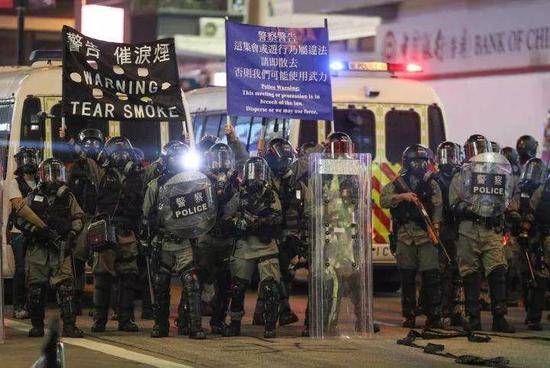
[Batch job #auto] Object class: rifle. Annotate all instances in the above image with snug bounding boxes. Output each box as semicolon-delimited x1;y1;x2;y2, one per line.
396;177;451;263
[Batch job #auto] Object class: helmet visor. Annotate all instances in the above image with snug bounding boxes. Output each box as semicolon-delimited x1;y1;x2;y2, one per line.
39;161;66;183
464;140;490;160
521;162;546;185
437;146;460;166
206;149;235;173
244;160;271;182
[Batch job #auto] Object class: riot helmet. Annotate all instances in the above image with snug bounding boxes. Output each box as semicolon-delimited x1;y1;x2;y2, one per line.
264;138;296;177
402;144;430;177
38;158;66;192
298;141;317;157
464;134;490;161
161;140;186;157
102;136;137;170
516;135;538;164
243;156;271;193
198;134;220;153
324;132;353;156
77;128;104;160
520;158;546;189
436;141;461;166
490;141;501;153
14;147;40;175
500;147;520;176
205;143;235;174
162;143;190;175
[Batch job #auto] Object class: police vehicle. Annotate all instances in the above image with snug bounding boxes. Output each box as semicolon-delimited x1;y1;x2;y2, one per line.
185;61;447;290
0;51;192;280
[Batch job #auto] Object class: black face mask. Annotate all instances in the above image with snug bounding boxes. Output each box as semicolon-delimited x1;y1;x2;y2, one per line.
439;164;456;177
245;180;264;195
21;164;37;176
41;181;61;195
409;159;428;177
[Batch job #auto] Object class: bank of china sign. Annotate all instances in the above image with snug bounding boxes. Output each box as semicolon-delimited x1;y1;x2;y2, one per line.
376;2;550;77
62;26;185;121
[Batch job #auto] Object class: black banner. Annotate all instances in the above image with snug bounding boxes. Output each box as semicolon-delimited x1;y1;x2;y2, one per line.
471;172;506;196
62;26;185;121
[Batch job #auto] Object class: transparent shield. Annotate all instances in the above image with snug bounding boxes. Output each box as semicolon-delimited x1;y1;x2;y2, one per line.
460;153;513;218
309;153;373;338
1;242;4;342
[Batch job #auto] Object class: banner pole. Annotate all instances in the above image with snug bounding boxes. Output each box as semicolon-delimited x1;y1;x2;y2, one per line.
324;18;328;28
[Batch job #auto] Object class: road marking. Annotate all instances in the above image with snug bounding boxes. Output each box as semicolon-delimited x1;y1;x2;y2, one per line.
6;319;193;368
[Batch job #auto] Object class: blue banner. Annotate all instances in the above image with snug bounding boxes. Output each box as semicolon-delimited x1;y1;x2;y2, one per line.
226;21;333;121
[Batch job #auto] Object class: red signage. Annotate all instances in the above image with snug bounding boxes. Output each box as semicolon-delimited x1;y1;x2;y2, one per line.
0;0;14;9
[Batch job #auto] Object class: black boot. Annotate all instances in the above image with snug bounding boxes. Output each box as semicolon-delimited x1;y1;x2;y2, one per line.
57;282;84;338
92;273;112;332
400;269;417;328
177;294;190;336
422;269;443;329
526;275;546;331
151;273;171;338
488;266;515;333
182;269;206;339
223;277;248;337
210;270;230;334
463;272;482;331
27;284;46;337
118;273;139;332
261;278;280;338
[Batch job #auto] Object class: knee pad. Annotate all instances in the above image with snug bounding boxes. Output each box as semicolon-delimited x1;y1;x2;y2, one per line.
259;277;280;302
28;284;46;306
422;269;441;288
181;269;201;293
488;265;507;284
231;277;248;298
56;281;74;301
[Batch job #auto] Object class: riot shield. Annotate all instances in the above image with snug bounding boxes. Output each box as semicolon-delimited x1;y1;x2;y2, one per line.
309;153;373;338
459;152;513;218
157;171;217;239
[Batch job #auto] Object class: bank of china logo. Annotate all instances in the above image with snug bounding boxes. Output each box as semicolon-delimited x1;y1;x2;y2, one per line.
194;191;204;204
176;196;186;208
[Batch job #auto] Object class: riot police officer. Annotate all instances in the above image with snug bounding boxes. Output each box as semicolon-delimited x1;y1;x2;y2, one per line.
68;128;105;315
506;158;548;330
432;141;464;326
193;142;241;334
91;137;144;333
501;147;521;178
223;156;283;338
381;144;443;329
143;143;212;339
516;135;538;167
17;158;84;338
450;134;515;333
7;148;40;319
253;137;302;327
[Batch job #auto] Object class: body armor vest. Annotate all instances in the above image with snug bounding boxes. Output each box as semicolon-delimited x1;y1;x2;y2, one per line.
390;174;434;229
29;186;72;238
277;177;304;232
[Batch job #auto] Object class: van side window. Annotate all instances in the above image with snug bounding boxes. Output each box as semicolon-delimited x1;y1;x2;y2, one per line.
247;117;263;153
234;116;254;150
385;109;421;164
0;98;14;179
428;104;446;153
334;108;376;158
192;114;206;142
203;114;224;138
20;96;43;150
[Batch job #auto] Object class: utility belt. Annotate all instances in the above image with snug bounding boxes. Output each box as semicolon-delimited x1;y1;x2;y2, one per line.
157;229;188;244
465;214;503;230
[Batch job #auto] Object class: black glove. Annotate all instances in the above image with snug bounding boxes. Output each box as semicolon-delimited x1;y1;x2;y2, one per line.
66;230;77;249
35;226;59;242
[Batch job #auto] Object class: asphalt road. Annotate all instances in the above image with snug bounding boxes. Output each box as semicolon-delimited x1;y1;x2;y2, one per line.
2;290;550;368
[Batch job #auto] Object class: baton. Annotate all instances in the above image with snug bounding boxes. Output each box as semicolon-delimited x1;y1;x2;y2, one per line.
145;255;156;306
